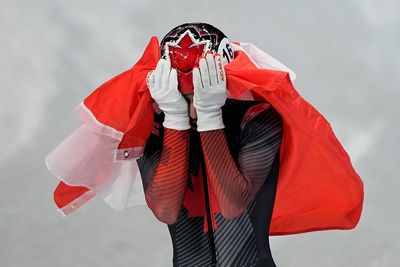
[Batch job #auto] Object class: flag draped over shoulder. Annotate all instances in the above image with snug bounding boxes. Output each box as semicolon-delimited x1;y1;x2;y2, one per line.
45;36;364;236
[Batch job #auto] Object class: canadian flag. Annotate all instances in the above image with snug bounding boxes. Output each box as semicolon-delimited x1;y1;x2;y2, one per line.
45;36;364;236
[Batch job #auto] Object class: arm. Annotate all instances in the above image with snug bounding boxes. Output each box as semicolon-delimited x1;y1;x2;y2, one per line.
199;107;282;219
139;57;190;224
138;127;189;224
192;53;282;219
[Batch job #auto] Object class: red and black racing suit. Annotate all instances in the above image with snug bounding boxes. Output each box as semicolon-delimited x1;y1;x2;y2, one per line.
137;99;283;267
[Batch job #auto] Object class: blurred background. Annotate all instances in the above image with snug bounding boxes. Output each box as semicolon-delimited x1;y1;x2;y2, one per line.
1;0;399;266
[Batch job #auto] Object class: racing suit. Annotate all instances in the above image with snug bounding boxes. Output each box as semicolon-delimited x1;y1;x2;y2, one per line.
137;98;282;267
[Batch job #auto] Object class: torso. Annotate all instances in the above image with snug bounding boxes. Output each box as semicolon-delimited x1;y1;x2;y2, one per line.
137;99;280;267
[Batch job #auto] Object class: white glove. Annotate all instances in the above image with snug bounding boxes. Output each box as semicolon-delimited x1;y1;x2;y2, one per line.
147;58;190;130
193;53;227;132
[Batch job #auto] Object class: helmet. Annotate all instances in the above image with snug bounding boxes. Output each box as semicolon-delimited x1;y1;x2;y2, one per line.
160;22;234;95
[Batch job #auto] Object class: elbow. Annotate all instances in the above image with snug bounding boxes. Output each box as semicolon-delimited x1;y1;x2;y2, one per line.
220;205;247;220
152;208;180;225
220;193;252;220
145;194;180;224
156;213;179;225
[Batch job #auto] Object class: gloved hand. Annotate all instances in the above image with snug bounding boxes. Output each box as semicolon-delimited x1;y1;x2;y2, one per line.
193;53;227;132
147;57;190;130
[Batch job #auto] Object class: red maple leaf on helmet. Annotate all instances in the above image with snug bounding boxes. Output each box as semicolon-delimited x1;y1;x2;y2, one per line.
167;30;209;72
165;30;210;94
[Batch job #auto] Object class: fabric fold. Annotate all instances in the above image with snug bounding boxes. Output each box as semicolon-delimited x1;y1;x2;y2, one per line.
45;35;364;236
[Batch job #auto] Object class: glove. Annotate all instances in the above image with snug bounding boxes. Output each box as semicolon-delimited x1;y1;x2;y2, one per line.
147;57;190;130
193;53;227;132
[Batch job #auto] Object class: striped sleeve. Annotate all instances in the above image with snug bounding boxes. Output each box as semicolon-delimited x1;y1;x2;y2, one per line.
136;128;189;224
199;106;283;219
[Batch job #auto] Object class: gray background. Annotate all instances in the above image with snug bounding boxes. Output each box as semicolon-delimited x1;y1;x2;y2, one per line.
1;0;399;266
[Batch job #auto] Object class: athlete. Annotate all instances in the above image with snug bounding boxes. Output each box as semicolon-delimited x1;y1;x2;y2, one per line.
45;22;364;267
137;23;282;267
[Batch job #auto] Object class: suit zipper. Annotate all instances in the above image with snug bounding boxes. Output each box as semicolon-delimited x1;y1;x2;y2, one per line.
200;157;217;266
